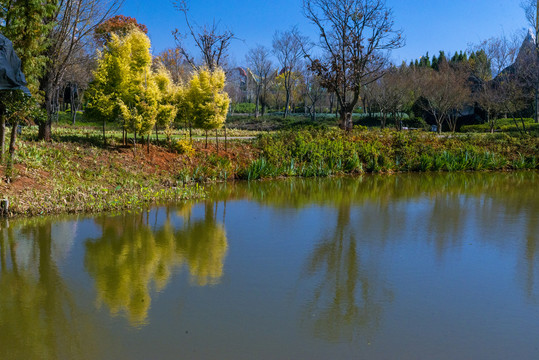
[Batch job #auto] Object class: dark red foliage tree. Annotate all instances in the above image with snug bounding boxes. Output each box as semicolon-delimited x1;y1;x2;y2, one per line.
94;15;148;46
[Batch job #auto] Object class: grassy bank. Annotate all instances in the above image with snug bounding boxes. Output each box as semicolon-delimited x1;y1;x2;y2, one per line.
244;129;539;179
1;126;538;217
0;140;210;217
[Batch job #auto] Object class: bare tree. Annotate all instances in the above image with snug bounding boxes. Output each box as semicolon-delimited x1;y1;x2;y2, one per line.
476;34;521;77
418;63;470;133
246;45;273;118
303;70;325;121
499;72;532;133
156;47;190;84
475;81;504;133
38;0;122;141
365;78;390;128
172;0;234;71
520;0;539;122
272;28;306;118
302;0;404;130
385;67;417;130
521;0;538;38
62;47;95;124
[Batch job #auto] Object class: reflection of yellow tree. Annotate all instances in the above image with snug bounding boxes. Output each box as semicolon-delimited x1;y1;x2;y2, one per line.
177;219;227;286
0;220;98;360
85;213;177;326
85;204;228;326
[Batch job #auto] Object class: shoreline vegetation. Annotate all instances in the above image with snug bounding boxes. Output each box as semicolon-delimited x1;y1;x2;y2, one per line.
0;121;538;217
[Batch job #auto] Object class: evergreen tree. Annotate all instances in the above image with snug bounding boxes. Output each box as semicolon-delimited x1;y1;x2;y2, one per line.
0;0;55;163
0;0;56;94
431;55;438;71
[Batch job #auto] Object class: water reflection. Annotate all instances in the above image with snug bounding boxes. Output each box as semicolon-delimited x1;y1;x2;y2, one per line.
84;203;228;326
0;172;537;358
212;171;539;340
0;218;98;360
300;204;393;343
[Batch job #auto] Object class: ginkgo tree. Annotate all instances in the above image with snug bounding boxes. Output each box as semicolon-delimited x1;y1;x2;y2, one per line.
186;67;230;149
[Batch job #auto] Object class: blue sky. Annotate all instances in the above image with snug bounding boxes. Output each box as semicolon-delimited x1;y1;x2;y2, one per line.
123;0;529;65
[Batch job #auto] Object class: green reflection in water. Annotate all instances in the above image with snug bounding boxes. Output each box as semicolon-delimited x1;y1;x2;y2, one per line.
0;218;99;360
84;202;228;327
211;171;539;340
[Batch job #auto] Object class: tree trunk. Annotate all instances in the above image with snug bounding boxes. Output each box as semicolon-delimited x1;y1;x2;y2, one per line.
205;130;208;148
224;124;227;152
261;85;267;116
255;85;261;119
521;116;528;133
155;125;159;143
39;90;54;141
284;88;290;118
147;134;150;154
215;129;219;153
9;121;18;156
535;87;539;124
133;130;137;156
123;119;127;146
102;119;107;147
339;109;353;131
71;90;78;125
0;115;5;162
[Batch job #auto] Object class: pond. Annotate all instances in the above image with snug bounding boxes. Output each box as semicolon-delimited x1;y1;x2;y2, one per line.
0;171;538;359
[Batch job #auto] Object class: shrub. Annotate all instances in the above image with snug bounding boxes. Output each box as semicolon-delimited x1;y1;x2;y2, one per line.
402;117;428;129
231;102;256;113
461;118;536;133
173;139;194;156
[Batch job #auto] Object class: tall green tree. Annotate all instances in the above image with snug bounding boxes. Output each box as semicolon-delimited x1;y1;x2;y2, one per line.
0;0;56;93
0;0;55;163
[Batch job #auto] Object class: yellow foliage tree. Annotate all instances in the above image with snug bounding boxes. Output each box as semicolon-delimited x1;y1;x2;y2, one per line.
86;28;161;151
153;66;179;143
186;67;230;148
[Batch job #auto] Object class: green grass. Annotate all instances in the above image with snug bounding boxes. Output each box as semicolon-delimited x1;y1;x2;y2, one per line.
5;138;206;217
246;128;539;179
461;118;539;134
4;123;539;217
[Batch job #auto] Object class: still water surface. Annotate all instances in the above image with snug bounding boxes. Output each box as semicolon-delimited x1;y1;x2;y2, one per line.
1;172;538;359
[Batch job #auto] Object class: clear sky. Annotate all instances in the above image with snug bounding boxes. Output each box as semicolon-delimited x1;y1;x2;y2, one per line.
122;0;529;65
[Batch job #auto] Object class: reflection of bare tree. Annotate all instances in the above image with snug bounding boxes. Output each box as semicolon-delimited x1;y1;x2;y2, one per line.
427;193;468;258
301;204;392;342
0;219;98;359
520;194;539;303
84;204;228;326
233;172;538;339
